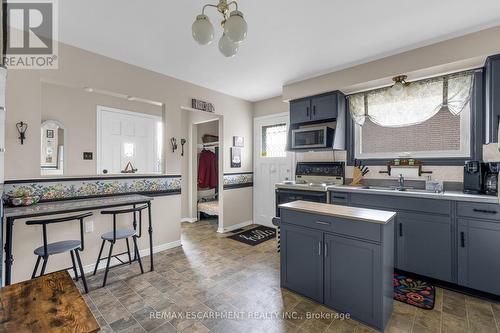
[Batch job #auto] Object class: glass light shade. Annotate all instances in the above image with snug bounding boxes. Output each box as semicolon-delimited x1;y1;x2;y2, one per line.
390;81;404;96
224;10;247;43
218;34;238;57
192;15;214;45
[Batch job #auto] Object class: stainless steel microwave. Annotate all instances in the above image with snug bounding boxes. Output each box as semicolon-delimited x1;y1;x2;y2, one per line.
291;126;334;149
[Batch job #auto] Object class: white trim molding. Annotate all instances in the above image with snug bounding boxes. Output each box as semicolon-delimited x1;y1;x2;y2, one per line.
78;239;182;275
217;220;252;233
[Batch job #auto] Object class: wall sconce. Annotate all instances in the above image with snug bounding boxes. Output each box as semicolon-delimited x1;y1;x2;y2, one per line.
16;121;28;145
180;139;187;156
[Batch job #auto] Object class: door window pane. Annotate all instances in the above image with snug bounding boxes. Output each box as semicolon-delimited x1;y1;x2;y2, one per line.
262;124;287;157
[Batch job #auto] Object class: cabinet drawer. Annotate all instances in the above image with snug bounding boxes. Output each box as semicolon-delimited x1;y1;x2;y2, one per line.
350;193;451;215
457;202;500;221
280;209;382;242
330;192;348;205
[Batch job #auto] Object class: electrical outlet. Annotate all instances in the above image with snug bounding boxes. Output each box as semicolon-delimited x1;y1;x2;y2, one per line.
85;220;94;233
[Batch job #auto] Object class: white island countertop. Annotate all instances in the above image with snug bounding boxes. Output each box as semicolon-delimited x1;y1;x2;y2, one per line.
279;200;396;224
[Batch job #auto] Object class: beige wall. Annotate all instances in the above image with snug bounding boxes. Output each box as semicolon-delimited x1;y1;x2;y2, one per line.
253;96;288;118
5;41;253;180
41;82;162;175
251;26;500;184
10;195;180;284
5;41;254;282
283;25;500;101
196;120;219;144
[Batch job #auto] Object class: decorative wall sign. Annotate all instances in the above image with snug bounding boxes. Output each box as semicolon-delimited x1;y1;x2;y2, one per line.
231;147;241;168
191;98;215;113
233;136;244;147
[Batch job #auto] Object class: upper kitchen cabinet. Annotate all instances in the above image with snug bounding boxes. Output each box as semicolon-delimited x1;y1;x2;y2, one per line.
485;54;500;143
290;91;345;125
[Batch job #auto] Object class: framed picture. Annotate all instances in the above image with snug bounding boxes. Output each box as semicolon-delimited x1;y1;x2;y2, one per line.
233;136;244;147
231;147;241;168
46;129;54;138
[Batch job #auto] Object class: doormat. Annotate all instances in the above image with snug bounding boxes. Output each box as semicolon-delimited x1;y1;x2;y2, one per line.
394;273;435;310
228;225;276;246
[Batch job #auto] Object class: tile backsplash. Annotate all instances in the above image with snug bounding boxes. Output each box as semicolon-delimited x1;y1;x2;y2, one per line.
295;144;500;183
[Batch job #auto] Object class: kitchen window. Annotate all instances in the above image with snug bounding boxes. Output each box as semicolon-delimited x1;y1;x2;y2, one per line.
348;70;479;163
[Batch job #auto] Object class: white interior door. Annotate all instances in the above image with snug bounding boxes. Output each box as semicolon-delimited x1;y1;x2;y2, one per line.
254;113;293;227
97;106;161;174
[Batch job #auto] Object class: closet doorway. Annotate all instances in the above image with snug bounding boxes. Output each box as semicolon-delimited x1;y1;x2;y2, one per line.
186;111;224;232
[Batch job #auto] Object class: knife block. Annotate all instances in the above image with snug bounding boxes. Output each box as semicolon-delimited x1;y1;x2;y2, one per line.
350;167;364;186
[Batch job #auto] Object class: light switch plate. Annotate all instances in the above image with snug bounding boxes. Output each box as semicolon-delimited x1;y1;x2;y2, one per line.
85;220;94;233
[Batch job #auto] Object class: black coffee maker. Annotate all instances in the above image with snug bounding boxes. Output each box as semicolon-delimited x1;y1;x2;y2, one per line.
463;161;483;194
483;162;500;196
464;161;500;196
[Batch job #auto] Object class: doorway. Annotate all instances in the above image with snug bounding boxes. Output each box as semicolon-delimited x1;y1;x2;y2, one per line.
96;106;163;174
184;108;224;232
253;113;294;227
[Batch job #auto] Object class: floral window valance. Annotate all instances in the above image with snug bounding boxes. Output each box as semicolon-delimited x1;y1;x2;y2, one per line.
348;71;474;127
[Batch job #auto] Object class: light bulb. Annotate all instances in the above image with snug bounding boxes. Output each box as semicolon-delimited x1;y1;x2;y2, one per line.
218;34;238;57
224;10;247;43
192;15;214;45
390;81;404;96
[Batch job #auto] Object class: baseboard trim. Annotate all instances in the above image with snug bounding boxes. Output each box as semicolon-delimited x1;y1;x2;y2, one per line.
217;220;252;234
77;240;182;276
181;217;198;223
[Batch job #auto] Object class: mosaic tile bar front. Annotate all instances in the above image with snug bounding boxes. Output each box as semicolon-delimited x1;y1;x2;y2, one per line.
3;175;182;202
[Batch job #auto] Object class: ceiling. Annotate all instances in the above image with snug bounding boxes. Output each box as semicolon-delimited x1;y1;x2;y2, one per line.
59;0;500;102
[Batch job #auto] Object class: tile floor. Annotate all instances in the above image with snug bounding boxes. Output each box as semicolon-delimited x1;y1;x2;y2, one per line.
79;219;500;333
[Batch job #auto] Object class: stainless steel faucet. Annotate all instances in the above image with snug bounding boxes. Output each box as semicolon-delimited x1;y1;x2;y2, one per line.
398;174;405;189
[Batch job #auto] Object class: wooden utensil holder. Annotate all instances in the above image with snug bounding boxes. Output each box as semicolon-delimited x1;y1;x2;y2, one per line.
350;167;364;186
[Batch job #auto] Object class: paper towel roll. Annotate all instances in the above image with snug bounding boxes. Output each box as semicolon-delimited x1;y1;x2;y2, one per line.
390;167;420;178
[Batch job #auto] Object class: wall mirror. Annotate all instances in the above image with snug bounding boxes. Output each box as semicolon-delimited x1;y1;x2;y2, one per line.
40;120;65;176
40;81;165;176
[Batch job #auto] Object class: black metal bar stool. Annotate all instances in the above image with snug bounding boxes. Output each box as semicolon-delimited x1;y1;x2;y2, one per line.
26;212;93;293
93;204;147;287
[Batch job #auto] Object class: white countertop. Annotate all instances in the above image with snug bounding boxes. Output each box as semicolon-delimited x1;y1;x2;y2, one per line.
328;185;499;204
279;200;396;224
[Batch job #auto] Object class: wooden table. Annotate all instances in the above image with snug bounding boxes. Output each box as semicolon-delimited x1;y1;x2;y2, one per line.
0;271;100;333
2;194;154;285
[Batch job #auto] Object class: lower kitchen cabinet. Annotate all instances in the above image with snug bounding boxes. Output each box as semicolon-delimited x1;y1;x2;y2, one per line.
324;234;383;326
458;219;500;295
280;224;324;303
397;213;453;283
280;209;394;331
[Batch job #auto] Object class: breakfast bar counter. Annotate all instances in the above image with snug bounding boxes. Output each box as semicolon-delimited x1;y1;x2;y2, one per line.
279;201;395;331
2;194;154;286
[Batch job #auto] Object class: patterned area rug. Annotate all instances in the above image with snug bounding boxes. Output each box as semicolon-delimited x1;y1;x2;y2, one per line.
228;225;276;246
394;273;435;310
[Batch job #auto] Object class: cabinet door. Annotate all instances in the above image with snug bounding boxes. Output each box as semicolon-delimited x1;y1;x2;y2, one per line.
311;93;338;122
290;99;311;124
485;55;500;143
324;234;381;327
397;213;453;282
458;219;500;295
280;224;324;302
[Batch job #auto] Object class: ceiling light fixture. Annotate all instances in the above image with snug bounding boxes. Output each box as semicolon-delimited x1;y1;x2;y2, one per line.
192;0;247;57
390;75;409;96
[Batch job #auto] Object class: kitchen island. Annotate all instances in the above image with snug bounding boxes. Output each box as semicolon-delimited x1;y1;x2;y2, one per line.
278;201;396;331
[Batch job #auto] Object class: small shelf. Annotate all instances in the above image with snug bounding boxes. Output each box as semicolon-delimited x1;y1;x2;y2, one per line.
198;142;219;149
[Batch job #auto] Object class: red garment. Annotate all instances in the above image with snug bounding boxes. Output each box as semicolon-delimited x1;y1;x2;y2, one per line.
198;150;218;189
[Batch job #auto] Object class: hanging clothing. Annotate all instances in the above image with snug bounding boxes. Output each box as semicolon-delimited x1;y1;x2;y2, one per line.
198;149;218;189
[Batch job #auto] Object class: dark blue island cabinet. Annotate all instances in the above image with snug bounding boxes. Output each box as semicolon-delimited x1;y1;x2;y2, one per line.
279;201;395;331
